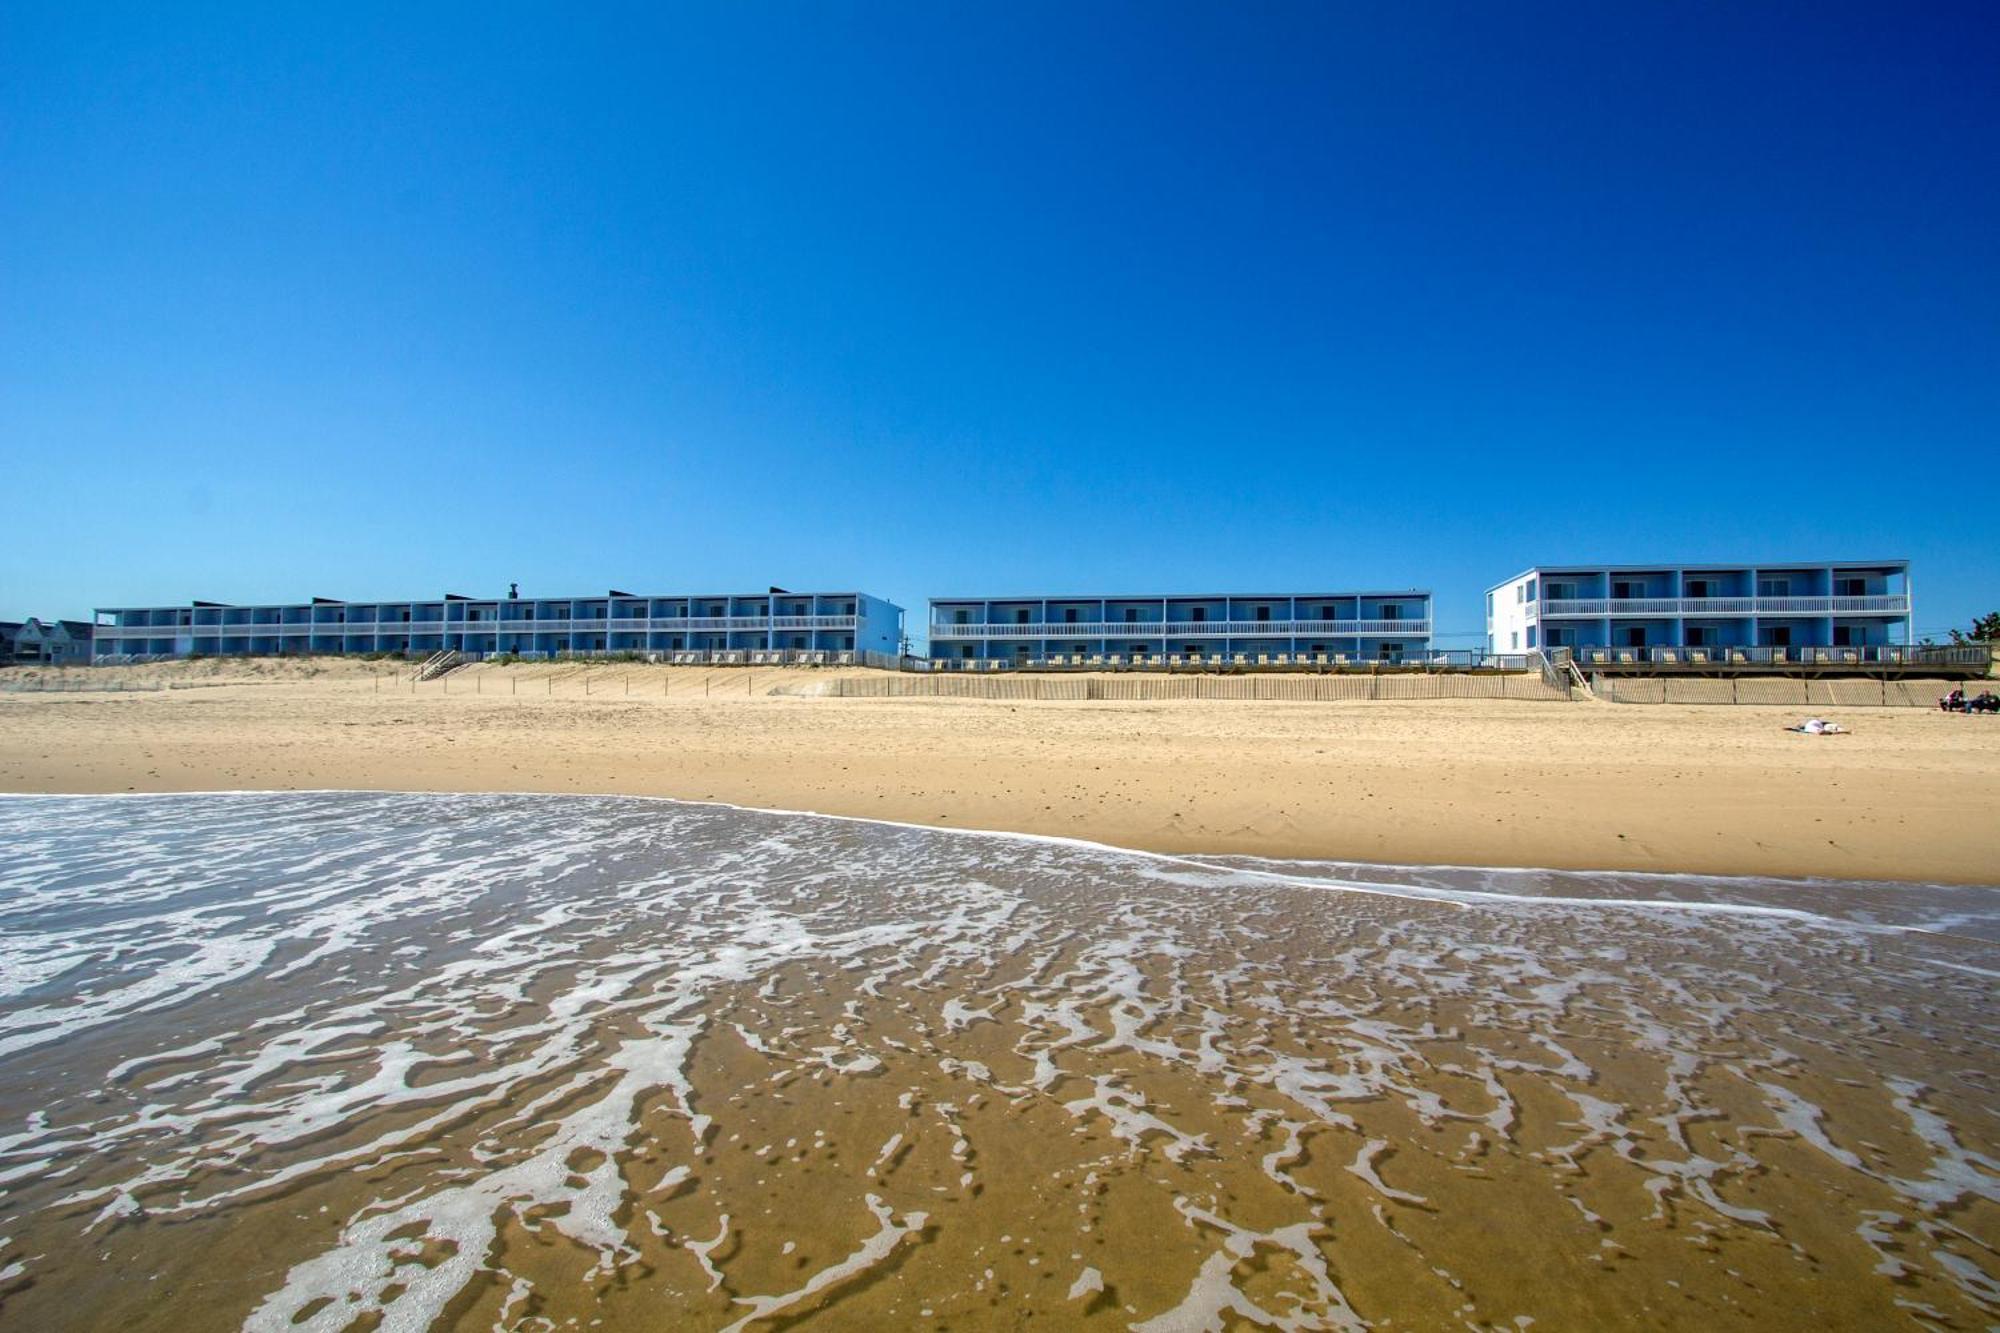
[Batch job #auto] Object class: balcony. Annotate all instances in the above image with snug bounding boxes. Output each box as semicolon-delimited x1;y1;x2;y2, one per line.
1537;595;1908;618
929;619;1431;640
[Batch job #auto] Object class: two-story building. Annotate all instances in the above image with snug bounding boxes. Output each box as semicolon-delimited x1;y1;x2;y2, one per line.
92;590;903;662
1486;561;1912;656
928;591;1433;665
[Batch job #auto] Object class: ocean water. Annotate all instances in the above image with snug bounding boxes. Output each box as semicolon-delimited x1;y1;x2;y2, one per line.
0;791;1994;1331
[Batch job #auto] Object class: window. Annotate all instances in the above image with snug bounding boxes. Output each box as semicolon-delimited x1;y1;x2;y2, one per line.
1380;604;1400;621
1016;609;1030;624
1757;578;1789;597
1528;627;1538;648
1547;581;1577;601
1510;631;1519;649
1192;607;1207;623
1686;579;1710;598
1320;604;1334;619
1833;625;1852;646
1064;608;1078;623
1625;627;1646;647
1525;579;1537;602
954;610;969;624
1125;608;1139;622
1766;626;1791;647
1486;593;1494;617
1613;581;1641;600
1517;585;1526;603
1255;606;1270;622
1836;577;1866;596
1686;626;1710;646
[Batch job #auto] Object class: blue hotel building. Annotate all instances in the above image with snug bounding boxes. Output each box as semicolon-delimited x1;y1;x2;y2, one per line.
927;591;1433;665
92;589;904;662
1486;561;1912;656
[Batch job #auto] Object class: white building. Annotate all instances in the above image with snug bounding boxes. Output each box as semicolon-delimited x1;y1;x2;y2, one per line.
1487;560;1912;661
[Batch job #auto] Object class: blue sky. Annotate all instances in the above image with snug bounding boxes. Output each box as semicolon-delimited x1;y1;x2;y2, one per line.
2;2;1995;645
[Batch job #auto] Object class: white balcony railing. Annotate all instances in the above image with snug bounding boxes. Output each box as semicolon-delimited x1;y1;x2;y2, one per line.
929;619;1431;640
1537;595;1909;618
151;614;864;638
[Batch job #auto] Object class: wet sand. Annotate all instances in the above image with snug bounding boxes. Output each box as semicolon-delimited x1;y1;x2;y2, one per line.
2;659;1998;883
0;793;1993;1331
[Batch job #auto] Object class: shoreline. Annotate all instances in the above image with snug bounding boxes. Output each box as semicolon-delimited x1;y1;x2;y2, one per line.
4;661;1997;885
3;785;1986;896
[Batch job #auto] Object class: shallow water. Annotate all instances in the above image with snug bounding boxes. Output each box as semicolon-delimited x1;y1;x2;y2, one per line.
0;792;1994;1331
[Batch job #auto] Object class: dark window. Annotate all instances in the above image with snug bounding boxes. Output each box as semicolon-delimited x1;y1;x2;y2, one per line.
1757;579;1789;597
1064;608;1078;623
1125;608;1139;622
1613;581;1641;599
1686;626;1710;646
1525;580;1537;602
1836;578;1866;596
1686;579;1710;598
1016;609;1030;624
1381;604;1401;621
1625;626;1646;647
1833;625;1852;646
1320;605;1334;619
954;610;969;624
1255;606;1270;622
1768;626;1792;647
1191;607;1206;623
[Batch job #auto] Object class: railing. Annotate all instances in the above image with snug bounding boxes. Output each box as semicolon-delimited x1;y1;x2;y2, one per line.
96;614;864;638
928;619;1432;640
1566;642;1982;668
1538;595;1909;617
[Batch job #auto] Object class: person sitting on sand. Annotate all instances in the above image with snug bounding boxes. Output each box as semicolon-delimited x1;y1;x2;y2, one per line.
1941;689;1964;713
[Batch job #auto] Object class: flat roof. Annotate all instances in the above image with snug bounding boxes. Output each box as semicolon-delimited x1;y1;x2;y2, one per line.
928;590;1430;602
94;589;881;613
1485;561;1909;594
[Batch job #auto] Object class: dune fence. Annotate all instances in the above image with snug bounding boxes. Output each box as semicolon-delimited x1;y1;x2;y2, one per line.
1592;676;1968;707
787;672;1573;702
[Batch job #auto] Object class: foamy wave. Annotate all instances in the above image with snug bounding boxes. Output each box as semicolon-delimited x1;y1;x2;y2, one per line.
0;792;1992;1329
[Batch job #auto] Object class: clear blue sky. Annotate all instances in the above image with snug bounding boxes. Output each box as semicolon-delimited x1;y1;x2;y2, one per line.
3;2;1995;645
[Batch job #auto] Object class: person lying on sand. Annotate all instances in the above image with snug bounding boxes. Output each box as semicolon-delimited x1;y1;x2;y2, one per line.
1788;717;1848;734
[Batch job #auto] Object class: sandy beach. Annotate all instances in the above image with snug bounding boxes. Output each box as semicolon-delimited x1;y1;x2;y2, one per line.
3;659;1995;884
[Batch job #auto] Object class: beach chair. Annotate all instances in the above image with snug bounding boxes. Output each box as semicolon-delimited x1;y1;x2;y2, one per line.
1233;653;1249;667
1656;648;1679;665
1088;654;1104;667
1729;649;1749;664
1616;650;1636;664
1588;650;1609;666
1840;649;1859;664
1333;653;1349;667
1688;649;1709;665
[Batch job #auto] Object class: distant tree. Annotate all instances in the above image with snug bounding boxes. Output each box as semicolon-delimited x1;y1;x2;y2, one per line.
1948;611;2000;645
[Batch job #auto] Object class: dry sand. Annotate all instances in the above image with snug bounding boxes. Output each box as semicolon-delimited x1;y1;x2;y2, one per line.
2;658;1996;883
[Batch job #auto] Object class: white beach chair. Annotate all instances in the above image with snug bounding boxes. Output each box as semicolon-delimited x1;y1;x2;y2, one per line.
1688;649;1709;665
